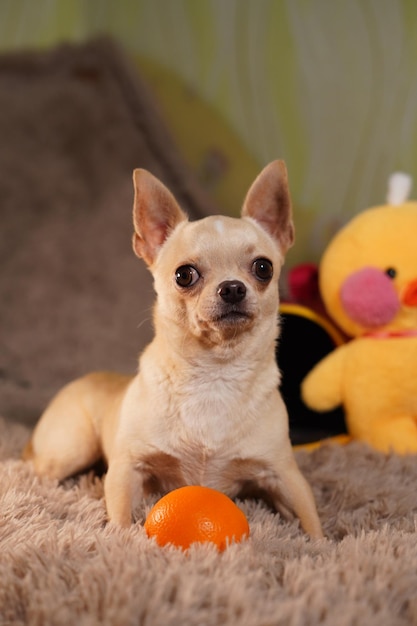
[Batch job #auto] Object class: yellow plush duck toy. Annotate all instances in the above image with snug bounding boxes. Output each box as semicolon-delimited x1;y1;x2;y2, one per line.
301;173;417;454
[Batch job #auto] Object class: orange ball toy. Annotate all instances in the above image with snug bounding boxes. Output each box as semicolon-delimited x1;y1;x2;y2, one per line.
144;485;250;551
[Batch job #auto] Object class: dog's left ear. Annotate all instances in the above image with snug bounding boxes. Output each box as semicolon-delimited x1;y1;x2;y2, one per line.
241;160;295;255
132;169;188;266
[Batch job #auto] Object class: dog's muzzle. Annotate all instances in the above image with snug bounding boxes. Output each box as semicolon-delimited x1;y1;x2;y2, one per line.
214;280;253;326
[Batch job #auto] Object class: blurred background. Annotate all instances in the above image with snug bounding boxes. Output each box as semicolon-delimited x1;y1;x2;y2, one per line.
2;0;417;265
2;0;417;426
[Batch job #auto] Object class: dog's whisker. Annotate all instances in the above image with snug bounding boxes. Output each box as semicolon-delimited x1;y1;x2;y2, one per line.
136;315;152;331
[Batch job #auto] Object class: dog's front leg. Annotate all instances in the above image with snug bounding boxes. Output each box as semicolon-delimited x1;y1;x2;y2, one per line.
105;459;142;527
258;460;323;539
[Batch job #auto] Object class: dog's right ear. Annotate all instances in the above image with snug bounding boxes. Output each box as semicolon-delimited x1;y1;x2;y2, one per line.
132;169;188;266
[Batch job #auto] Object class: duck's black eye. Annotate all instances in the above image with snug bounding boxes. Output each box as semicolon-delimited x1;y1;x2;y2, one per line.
385;267;397;279
175;265;200;287
252;258;273;282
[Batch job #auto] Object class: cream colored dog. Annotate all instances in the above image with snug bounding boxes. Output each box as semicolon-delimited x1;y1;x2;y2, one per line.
24;161;323;539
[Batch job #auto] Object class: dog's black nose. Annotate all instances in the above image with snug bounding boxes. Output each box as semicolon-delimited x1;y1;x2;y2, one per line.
218;280;246;303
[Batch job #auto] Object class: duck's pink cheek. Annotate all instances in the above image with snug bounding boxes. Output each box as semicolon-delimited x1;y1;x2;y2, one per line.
340;266;400;328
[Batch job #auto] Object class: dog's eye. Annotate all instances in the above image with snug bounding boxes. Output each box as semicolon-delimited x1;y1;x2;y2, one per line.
175;265;200;287
252;258;273;282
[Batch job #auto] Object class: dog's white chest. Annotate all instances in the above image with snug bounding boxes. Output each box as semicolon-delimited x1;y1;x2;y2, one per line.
176;374;249;448
134;379;252;494
180;396;230;443
121;352;278;494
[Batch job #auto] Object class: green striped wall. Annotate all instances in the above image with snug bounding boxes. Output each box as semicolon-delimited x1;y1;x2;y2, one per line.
1;0;417;261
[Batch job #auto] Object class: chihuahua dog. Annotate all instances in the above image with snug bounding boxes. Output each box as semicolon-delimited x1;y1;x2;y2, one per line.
24;160;323;538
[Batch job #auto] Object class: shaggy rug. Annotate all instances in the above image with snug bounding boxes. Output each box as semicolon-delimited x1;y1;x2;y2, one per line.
1;417;417;625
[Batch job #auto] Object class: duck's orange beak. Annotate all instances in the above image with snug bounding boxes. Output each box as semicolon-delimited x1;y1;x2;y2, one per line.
402;278;417;307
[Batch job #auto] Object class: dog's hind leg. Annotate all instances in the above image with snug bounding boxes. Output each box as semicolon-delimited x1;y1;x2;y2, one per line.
29;409;101;482
25;372;131;481
25;380;103;481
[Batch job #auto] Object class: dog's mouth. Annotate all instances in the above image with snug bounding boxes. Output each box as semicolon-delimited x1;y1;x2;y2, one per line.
194;304;256;345
213;307;253;326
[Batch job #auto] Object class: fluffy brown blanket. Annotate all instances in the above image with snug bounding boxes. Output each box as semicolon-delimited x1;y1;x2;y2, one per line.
1;417;417;625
